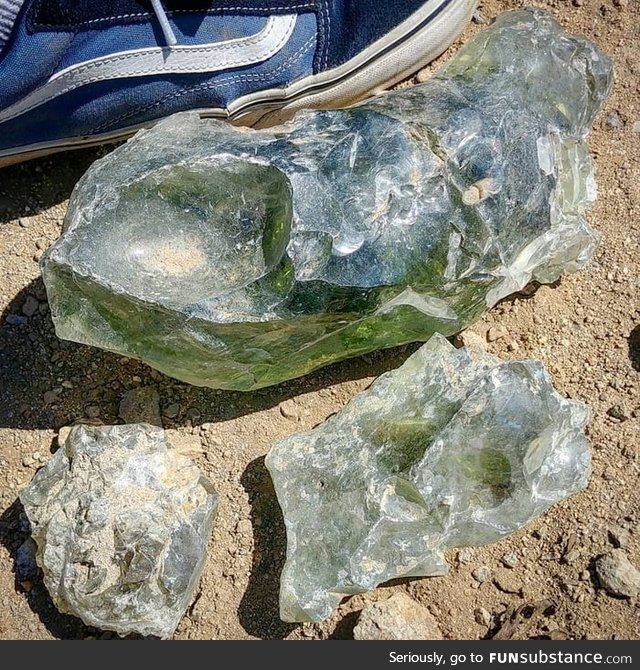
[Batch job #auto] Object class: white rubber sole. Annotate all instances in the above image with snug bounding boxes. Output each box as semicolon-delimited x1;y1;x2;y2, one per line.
0;0;476;167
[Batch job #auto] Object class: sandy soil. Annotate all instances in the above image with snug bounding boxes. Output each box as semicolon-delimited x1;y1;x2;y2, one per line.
0;0;638;640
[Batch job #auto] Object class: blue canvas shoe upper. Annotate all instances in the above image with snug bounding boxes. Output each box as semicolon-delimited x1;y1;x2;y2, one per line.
0;0;473;158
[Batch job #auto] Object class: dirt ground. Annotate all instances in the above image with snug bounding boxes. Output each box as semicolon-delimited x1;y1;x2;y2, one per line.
0;0;638;641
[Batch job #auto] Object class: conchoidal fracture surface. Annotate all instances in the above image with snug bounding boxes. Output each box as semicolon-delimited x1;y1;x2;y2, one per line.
41;9;613;391
266;334;591;622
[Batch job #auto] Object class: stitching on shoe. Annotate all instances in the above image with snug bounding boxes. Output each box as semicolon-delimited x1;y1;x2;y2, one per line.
60;16;285;74
321;0;330;68
32;5;317;30
92;35;316;134
2;16;296;123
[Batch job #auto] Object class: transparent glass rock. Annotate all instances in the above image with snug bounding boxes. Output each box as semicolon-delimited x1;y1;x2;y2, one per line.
42;9;612;391
19;424;218;638
265;334;592;623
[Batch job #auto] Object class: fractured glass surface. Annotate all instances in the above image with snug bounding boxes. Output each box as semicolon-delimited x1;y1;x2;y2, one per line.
20;424;218;638
42;9;612;390
265;334;591;622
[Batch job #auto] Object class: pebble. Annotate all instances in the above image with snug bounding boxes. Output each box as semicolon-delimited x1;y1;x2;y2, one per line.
457;547;475;564
474;607;491;627
15;539;38;581
457;330;488;352
603;111;625;130
43;389;61;405
472;566;491;583
494;576;523;596
22;295;39;317
595;550;640;598
85;405;101;419
487;325;508;342
279;400;300;422
607;404;629;421
608;526;631;550
564;549;580;565
353;592;442;640
471;9;487;25
5;314;28;326
163;403;181;419
119;386;161;425
501;552;519;569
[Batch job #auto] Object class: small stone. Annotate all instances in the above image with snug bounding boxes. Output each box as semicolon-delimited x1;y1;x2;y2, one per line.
185;407;201;423
608;526;631;549
612;0;628;7
22;455;35;467
18;217;33;228
494;577;523;596
572;0;584;6
501;552;519;569
474;607;492;626
472;566;492;583
472;9;487;25
22;296;39;317
279;401;300;422
507;340;520;353
163;403;181;419
487;326;508;342
15;538;38;581
5;314;28;326
43;389;61;405
458;548;475;564
607;404;629;421
579;570;591;581
603;111;624;129
533;526;548;540
633;120;640;134
564;549;580;564
119;386;162;425
595;550;640;598
353;592;442;640
457;330;488;352
85;405;101;419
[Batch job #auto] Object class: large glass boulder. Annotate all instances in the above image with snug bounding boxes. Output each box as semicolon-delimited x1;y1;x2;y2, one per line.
42;9;612;391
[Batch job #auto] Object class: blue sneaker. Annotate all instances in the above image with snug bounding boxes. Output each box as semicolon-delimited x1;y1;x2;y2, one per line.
0;0;475;165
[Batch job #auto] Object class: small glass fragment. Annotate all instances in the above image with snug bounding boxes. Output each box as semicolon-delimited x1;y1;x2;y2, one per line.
265;334;591;622
19;424;218;638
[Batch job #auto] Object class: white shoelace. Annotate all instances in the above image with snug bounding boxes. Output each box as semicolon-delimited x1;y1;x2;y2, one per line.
150;0;178;46
0;0;179;54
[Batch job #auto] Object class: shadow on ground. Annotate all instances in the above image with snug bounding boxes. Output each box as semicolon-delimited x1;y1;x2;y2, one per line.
0;498;92;639
0;277;420;431
0;148;106;225
238;457;298;639
628;324;640;372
